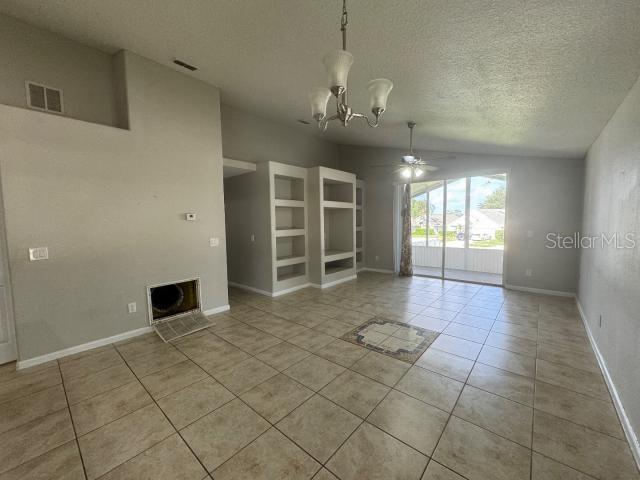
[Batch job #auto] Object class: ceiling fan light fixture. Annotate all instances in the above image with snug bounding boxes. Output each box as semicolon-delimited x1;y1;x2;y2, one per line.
414;167;424;177
401;167;412;178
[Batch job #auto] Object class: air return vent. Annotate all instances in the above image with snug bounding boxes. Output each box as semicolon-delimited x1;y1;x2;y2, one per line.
26;82;64;114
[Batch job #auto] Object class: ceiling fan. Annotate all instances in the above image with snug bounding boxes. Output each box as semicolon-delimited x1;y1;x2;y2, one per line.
399;121;438;179
370;122;443;179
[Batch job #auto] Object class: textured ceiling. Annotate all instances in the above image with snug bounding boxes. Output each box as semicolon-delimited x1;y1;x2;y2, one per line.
2;0;640;158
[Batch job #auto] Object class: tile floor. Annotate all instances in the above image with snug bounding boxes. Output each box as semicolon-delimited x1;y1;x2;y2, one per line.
0;272;638;479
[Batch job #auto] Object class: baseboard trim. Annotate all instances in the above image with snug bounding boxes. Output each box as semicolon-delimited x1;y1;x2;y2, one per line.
358;268;395;274
203;305;230;316
576;299;640;469
16;326;154;370
272;283;311;297
504;284;576;298
228;282;272;297
310;275;358;289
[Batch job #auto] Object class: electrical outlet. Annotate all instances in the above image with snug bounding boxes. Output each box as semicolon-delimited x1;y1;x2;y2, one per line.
127;302;137;314
599;314;602;327
250;234;255;242
209;237;219;247
525;268;533;277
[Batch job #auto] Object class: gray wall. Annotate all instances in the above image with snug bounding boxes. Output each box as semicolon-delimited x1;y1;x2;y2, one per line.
338;146;584;293
221;104;339;168
578;75;640;441
0;51;228;361
224;166;272;292
0;14;119;128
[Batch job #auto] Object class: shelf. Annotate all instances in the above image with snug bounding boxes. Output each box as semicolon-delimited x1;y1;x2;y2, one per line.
277;262;306;282
276;255;307;267
275;199;305;208
274;174;305;201
324;250;354;262
323;201;353;209
324;257;354;276
275;229;305;238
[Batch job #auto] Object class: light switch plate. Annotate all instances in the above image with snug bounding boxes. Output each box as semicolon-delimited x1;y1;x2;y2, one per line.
210;237;219;247
29;247;49;261
127;302;137;314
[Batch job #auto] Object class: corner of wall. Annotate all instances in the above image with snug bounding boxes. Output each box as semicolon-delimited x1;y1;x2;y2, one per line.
111;50;130;130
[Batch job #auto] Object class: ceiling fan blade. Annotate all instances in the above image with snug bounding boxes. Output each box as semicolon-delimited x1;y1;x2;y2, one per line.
369;164;405;168
422;165;438;171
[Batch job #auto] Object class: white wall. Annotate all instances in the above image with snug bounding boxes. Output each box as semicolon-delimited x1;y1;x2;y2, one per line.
578;74;640;452
0;14;119;128
0;51;228;361
338;146;584;293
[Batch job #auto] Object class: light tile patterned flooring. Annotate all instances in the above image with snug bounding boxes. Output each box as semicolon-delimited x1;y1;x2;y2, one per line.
0;272;638;479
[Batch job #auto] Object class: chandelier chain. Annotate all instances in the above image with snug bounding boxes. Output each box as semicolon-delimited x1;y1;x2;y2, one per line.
341;0;348;50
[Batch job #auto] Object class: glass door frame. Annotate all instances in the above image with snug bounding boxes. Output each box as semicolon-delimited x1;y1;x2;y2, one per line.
397;170;508;285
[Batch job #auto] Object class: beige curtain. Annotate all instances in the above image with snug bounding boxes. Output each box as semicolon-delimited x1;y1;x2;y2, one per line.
399;183;413;276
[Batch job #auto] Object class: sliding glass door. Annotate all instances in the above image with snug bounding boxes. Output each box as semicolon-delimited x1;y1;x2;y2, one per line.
410;181;443;277
410;173;506;285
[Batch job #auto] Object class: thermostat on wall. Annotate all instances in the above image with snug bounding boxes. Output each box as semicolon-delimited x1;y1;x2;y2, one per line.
185;213;196;221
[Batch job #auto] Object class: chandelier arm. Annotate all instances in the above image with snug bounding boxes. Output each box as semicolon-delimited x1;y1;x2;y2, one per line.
351;112;380;128
319;113;339;131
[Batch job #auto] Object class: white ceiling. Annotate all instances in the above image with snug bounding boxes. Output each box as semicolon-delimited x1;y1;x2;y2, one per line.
2;0;640;158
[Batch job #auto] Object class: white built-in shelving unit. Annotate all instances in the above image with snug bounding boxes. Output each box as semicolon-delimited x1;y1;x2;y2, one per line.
269;162;309;293
356;179;365;271
308;166;357;287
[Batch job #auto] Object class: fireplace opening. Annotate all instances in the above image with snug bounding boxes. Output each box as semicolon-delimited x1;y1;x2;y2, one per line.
149;278;200;323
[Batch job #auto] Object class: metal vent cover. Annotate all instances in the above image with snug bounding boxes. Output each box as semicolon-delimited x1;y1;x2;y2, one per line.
26;81;64;114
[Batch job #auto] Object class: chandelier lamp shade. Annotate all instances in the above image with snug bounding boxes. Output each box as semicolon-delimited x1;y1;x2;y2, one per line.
309;0;393;130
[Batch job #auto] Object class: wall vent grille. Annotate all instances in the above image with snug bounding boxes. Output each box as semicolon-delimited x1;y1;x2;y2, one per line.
25;81;64;114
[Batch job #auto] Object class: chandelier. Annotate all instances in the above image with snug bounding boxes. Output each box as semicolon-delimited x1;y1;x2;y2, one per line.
308;0;393;130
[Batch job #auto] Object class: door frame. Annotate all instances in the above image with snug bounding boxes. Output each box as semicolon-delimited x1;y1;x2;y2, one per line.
395;169;509;286
0;179;17;364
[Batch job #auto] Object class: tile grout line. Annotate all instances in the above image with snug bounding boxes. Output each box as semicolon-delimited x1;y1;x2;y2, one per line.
57;360;90;480
418;286;490;480
111;347;213;479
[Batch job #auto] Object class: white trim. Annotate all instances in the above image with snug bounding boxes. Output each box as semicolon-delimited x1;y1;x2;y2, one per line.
504;284;575;298
228;281;272;297
228;281;312;298
272;283;311;297
576;300;640;469
310;275;357;289
203;304;230;316
222;157;257;173
359;268;395;274
16;326;153;370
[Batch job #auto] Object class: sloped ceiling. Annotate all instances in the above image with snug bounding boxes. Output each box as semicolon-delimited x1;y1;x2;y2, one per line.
2;0;640;158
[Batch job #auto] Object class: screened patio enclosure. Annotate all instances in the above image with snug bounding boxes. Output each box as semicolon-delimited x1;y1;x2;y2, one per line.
410;174;506;285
